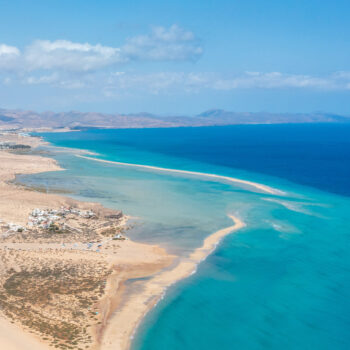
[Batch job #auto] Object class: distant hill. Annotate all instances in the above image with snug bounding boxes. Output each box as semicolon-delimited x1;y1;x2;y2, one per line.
197;109;350;124
0;107;349;131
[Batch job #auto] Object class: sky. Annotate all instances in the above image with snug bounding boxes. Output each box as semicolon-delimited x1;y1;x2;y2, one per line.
0;0;350;115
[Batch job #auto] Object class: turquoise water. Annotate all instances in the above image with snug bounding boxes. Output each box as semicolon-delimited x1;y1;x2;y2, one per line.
19;126;350;349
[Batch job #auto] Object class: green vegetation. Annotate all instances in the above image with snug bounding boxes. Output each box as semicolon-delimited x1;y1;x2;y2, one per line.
0;263;110;349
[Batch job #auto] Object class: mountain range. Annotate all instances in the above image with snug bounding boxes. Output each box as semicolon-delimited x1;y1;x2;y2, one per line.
0;108;349;131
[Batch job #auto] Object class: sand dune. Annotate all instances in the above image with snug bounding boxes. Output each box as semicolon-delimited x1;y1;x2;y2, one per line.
0;318;49;350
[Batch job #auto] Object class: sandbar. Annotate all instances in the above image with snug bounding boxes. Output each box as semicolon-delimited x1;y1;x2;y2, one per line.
76;154;283;195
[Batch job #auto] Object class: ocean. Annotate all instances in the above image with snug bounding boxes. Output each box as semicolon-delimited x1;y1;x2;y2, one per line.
19;124;350;350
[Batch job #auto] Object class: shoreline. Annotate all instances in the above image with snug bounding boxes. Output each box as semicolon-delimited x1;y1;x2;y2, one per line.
0;131;249;350
76;154;283;195
0;133;174;350
101;215;245;350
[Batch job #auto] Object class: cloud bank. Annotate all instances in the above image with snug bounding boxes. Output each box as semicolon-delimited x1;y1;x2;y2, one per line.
24;40;123;71
121;25;203;61
0;25;202;72
1;24;350;97
102;71;350;95
12;70;350;96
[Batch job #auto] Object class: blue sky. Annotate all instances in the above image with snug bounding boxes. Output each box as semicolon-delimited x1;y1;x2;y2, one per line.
1;0;350;115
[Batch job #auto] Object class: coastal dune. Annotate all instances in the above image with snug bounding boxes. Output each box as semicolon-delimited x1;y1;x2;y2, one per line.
0;318;50;350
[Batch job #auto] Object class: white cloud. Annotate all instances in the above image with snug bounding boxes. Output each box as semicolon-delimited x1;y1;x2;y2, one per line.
24;72;88;89
210;72;337;90
25;73;60;85
103;71;350;95
1;25;350;96
121;24;203;61
106;71;187;94
0;44;20;56
16;70;350;96
24;40;123;71
0;25;202;73
0;44;21;70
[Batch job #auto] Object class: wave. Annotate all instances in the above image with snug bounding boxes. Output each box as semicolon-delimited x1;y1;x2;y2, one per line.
262;197;320;216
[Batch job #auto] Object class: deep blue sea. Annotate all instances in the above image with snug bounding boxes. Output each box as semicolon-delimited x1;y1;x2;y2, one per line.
19;124;350;350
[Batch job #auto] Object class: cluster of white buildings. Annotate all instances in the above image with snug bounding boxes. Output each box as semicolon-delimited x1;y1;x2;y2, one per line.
27;207;96;229
65;207;96;218
28;209;60;229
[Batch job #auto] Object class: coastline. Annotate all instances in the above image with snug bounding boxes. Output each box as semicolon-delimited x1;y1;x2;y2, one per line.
0;131;249;350
0;133;174;350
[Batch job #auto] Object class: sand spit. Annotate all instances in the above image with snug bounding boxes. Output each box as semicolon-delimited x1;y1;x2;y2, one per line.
76;155;283;195
101;215;245;350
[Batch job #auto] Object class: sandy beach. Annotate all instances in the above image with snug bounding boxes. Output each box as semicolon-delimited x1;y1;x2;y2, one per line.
100;215;245;350
0;133;173;350
0;132;246;350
